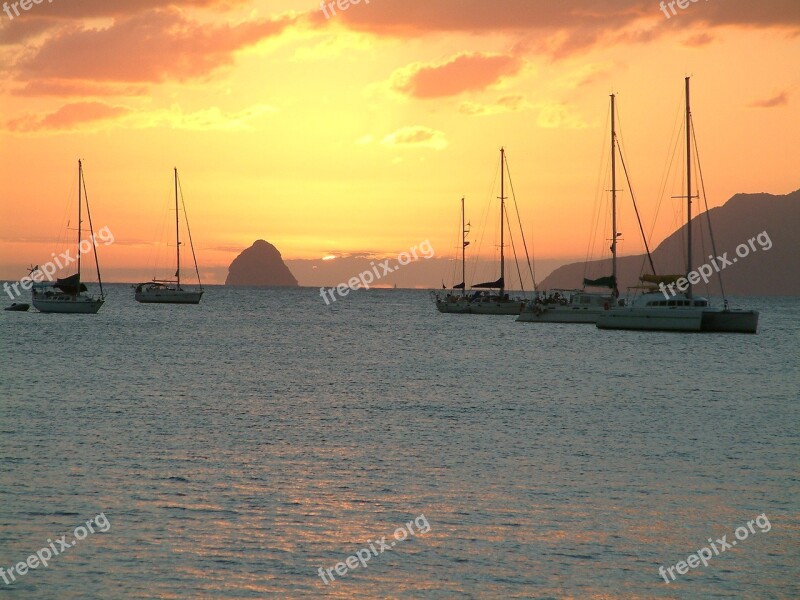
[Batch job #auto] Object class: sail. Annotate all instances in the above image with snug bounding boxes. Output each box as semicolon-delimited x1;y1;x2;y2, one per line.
583;275;616;289
54;273;87;294
640;274;683;285
473;277;504;289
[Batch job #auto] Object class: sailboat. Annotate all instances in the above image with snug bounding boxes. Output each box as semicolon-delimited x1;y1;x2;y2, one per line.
596;78;759;333
135;168;203;304
31;160;105;314
433;148;528;315
518;93;623;324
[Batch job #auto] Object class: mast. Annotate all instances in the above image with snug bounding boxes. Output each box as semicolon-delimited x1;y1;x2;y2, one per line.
461;196;466;297
77;159;82;288
610;94;618;297
175;167;181;289
499;147;505;296
685;76;692;299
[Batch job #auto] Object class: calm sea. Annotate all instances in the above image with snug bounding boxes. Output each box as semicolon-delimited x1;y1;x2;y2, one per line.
1;286;798;599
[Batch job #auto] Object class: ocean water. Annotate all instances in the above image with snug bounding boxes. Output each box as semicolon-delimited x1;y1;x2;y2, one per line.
0;285;798;599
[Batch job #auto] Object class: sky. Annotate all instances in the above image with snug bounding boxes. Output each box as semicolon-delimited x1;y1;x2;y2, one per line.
1;0;798;286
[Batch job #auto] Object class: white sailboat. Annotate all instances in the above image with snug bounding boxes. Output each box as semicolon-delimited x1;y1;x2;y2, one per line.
433;148;529;315
135;168;204;304
31;160;105;314
597;78;759;333
518;93;623;324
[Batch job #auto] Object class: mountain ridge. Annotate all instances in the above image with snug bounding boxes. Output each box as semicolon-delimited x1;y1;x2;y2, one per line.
539;189;799;296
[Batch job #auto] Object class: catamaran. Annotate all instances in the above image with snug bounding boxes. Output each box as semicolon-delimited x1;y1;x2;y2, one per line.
433;148;530;315
518;93;624;324
597;78;759;333
31;160;105;314
135;168;204;304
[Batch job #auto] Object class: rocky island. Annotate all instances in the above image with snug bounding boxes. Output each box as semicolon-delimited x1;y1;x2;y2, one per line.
225;240;299;287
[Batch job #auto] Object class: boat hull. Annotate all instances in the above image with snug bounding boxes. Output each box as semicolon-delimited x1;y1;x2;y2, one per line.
32;297;104;314
596;309;703;331
464;300;524;315
135;289;203;304
518;306;603;323
435;299;472;314
435;298;524;315
701;309;759;333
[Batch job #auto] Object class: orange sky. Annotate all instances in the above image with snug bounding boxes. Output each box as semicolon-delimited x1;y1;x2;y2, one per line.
1;0;798;285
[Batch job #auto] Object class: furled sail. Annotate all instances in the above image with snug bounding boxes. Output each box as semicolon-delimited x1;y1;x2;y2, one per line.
583;275;616;289
54;273;87;294
473;277;504;289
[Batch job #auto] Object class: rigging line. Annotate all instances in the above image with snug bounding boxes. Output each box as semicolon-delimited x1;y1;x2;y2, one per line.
679;133;687;272
647;89;682;266
446;203;461;288
617;147;656;276
504;202;525;293
693;147;709;293
57;167;77;267
149;179;172;280
469;158;500;287
503;152;536;290
450;206;461;288
692;115;726;300
81;168;104;298
585;131;610;281
177;172;202;289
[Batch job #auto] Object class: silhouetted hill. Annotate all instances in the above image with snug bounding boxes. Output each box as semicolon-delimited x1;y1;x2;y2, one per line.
225;240;298;287
540;189;800;296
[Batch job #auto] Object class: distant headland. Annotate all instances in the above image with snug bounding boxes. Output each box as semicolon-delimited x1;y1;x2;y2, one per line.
540;189;800;296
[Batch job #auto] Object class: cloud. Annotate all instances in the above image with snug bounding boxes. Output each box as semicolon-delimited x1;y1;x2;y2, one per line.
14;8;297;84
393;52;523;99
6;101;131;132
459;94;527;116
134;104;277;131
682;32;715;47
748;91;789;108
11;80;149;97
5;102;277;133
535;102;589;129
319;0;800;59
382;126;448;150
555;62;615;90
